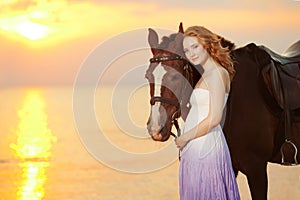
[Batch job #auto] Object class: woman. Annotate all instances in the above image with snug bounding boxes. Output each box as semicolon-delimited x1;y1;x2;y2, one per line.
175;26;240;200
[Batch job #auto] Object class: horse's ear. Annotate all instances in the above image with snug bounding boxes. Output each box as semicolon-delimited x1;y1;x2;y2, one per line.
178;22;184;33
148;28;159;54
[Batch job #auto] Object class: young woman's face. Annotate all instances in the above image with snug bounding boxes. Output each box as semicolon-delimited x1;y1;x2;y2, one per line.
183;36;209;66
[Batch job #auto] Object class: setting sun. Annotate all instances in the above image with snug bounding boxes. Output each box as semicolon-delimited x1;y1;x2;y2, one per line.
0;13;53;42
0;0;160;46
17;21;51;40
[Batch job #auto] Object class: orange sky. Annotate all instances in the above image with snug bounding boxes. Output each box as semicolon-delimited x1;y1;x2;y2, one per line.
0;0;299;87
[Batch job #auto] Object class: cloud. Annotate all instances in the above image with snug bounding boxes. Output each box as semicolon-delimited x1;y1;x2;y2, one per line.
0;0;299;87
0;0;299;44
0;0;38;14
71;0;299;10
0;0;164;44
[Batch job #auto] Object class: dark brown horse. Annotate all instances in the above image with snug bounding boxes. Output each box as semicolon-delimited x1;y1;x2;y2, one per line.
145;23;300;200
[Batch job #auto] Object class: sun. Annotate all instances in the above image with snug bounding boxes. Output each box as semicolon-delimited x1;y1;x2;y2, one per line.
17;21;51;41
0;5;56;43
0;15;53;42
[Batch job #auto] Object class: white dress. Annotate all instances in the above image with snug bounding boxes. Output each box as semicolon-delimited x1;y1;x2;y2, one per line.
179;88;240;200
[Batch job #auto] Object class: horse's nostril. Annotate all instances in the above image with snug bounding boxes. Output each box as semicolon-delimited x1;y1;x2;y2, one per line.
152;133;162;141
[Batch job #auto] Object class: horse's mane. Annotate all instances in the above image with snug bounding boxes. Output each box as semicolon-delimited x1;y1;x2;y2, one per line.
218;35;236;51
158;33;180;50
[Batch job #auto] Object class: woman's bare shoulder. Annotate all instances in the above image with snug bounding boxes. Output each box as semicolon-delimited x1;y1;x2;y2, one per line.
206;67;230;92
206;67;229;80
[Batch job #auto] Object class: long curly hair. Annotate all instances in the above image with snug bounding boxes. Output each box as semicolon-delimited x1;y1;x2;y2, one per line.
184;26;235;80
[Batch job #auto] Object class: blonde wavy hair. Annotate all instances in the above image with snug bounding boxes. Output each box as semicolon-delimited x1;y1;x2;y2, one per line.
184;26;235;80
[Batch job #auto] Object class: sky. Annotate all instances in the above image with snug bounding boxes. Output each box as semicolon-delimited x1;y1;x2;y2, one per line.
0;0;299;87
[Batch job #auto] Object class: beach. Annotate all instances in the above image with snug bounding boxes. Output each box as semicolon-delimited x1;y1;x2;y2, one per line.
0;87;299;199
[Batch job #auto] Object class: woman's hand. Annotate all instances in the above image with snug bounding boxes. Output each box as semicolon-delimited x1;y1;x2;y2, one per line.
175;134;190;150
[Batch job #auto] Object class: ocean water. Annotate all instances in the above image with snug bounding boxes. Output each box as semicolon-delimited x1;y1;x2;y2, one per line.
0;87;299;200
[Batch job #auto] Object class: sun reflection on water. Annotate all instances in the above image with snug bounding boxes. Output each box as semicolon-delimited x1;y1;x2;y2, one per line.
18;161;50;200
10;89;56;200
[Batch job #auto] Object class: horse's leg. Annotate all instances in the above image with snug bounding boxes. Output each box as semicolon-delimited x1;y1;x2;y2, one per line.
244;162;268;200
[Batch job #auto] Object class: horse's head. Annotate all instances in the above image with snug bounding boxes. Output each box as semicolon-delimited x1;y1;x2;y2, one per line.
145;23;194;142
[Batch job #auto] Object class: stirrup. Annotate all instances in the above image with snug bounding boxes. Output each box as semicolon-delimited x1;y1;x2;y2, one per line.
280;139;299;166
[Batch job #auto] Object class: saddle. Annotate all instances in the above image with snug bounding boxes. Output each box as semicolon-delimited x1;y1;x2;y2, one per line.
258;41;300;165
259;44;300;111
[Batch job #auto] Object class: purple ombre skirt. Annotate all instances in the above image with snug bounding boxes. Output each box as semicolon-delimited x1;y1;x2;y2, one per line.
179;129;240;200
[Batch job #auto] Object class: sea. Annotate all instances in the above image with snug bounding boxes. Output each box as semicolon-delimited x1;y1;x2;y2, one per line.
0;87;299;200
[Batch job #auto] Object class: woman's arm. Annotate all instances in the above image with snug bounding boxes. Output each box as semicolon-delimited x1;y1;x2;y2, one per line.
175;68;230;149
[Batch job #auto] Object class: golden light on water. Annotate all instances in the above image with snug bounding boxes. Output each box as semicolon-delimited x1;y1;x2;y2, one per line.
10;90;56;159
10;89;56;200
18;162;49;200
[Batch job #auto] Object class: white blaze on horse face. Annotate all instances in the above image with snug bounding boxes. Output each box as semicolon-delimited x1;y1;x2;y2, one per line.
150;63;167;133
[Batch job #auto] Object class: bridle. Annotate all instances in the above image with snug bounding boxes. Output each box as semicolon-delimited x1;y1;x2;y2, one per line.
149;55;193;139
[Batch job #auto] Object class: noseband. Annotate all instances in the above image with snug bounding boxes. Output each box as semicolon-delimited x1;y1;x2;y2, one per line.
149;55;193;138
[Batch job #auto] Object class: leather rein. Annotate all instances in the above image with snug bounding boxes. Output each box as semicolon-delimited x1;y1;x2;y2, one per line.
149;55;193;139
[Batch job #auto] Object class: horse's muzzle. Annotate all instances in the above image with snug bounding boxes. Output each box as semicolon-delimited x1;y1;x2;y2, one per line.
151;133;163;141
